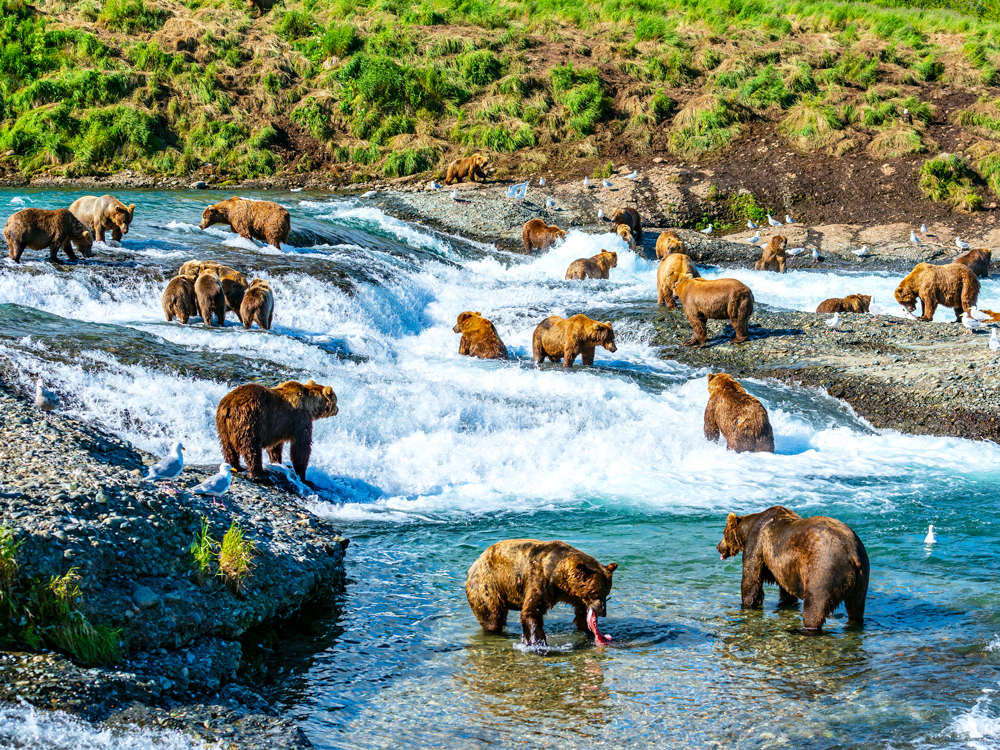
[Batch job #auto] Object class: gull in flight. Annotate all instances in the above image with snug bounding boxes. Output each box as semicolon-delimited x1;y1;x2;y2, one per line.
924;525;936;544
991;328;1000;353
506;181;529;200
910;231;921;245
956;236;970;250
962;312;987;334
785;214;796;224
700;224;713;234
192;463;234;506
853;245;868;257
546;196;555;208
626;170;639;180
747;232;760;244
144;442;185;493
747;219;758;230
767;214;783;228
35;378;59;416
825;312;840;332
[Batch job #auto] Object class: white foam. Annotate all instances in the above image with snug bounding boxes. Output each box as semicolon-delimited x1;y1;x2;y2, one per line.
951;690;1000;747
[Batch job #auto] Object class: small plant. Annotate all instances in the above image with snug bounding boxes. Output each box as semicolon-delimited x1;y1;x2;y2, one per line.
189;518;217;582
461;50;502;87
276;10;317;41
0;526;22;614
218;522;256;593
383;147;433;176
592;160;613;179
98;0;168;33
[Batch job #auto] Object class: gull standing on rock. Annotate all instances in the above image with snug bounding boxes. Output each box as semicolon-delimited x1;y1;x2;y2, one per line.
429;181;443;190
747;231;760;244
602;178;613;189
767;214;783;228
747;219;758;230
921;223;928;234
853;245;868;257
700;224;713;234
192;463;234;506
584;176;591;188
924;525;936;544
962;313;986;334
910;231;921;245
546;196;555;208
990;328;1000;353
626;170;639;180
957;236;970;250
450;189;459;201
971;306;991;322
597;209;604;221
785;214;796;225
539;177;546;187
35;378;59;416
144;442;185;493
825;312;840;332
787;247;805;256
812;248;824;262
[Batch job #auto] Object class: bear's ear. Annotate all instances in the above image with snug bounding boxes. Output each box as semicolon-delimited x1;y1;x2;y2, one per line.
475;311;481;316
726;512;739;526
606;562;618;574
306;379;316;386
128;204;136;214
322;386;334;397
603;321;612;327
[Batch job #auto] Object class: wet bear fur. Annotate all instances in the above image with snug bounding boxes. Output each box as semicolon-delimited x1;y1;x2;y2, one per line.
704;373;774;453
754;235;788;273
162;274;198;324
522;218;567;253
69;195;135;243
565;250;618;280
655;230;684;260
240;278;274;330
532;314;617;368
954;247;991;279
674;274;754;347
453;311;508;360
815;294;871;314
4;208;94;263
657;253;700;309
194;271;226;327
200;197;290;248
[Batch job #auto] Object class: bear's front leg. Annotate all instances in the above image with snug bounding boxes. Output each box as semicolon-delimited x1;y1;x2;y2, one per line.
289;427;313;483
740;550;766;609
919;293;936;321
246;445;267;481
63;238;78;261
562;349;578;368
581;346;596;366
520;592;547;646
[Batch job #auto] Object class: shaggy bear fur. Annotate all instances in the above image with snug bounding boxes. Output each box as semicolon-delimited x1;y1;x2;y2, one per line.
657;253;700;309
4;208;94;263
240;279;274;330
69;195;135;244
565;250;618;280
616;224;636;249
453;311;508;360
532;314;617;368
954;247;991;279
608;207;643;243
445;154;489;184
754;235;788;273
465;539;618;646
162;275;198;324
717;506;869;631
194;272;226;327
200;197;290;248
704;373;774;453
655;230;684;260
216;379;338;484
522;218;567;253
674;274;755;347
894;262;980;321
179;260;248;312
816;294;872;314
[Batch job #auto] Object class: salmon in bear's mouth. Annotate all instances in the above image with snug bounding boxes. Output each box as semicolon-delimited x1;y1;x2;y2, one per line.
587;607;612;646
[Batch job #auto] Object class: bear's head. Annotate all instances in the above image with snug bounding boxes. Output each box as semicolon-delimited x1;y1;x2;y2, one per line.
562;557;618;617
111;204;135;235
616;225;634;245
548;225;567;240
472;154;489;169
717;512;745;559
248;278;271;292
707;372;745;396
453;311;481;333
768;235;788;253
200;205;227;230
852;294;872;311
894;281;918;312
592;320;617;353
277;379;339;418
76;229;94;257
598;250;618;269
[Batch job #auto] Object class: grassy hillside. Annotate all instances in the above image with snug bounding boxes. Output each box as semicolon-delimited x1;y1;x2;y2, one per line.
5;0;1000;206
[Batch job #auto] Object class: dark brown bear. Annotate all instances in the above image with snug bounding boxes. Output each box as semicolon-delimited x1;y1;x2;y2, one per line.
200;197;290;248
522;218;567;253
162;275;198;324
246;0;277;17
704;373;774;453
716;506;869;632
816;294;871;314
608;207;642;243
444;154;489;185
4;208;94;263
465;539;618;646
954;247;991;279
532;314;617;368
454;311;508;359
754;235;788;273
216;379;338;484
564;250;618;280
674;274;754;347
240;279;274;330
194;271;226;327
894;262;979;321
178;260;248;312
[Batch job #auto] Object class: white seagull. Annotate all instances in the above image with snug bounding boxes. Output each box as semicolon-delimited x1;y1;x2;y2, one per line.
429;181;443;190
191;463;234;506
786;247;805;256
825;312;840;332
970;306;991;322
584;176;591;188
35;378;59;415
546;196;555;208
539;177;546;187
812;248;823;262
626;170;639;180
957;236;970;250
597;209;604;221
767;214;783;228
290;187;303;193
747;231;760;244
785;214;796;225
360;190;377;199
853;245;868;257
700;224;713;234
910;231;921;245
962;312;987;334
924;525;937;544
990;328;1000;353
747;219;758;230
920;223;928;234
450;189;459;201
602;178;613;189
144;442;185;492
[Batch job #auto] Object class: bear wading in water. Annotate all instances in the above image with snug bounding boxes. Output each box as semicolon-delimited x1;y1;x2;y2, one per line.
200;197;290;248
521;218;566;253
532;314;617;368
4;208;94;263
69;195;135;244
704;373;774;453
466;539;618;647
717;506;869;632
453;311;508;360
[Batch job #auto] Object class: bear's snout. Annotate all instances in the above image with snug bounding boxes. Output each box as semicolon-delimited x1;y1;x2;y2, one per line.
453;324;462;333
589;599;607;618
717;541;731;559
606;342;618;353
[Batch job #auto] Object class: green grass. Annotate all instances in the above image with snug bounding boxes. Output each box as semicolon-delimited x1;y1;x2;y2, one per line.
918;153;983;212
218;522;256;594
189;518;217;583
98;0;168;33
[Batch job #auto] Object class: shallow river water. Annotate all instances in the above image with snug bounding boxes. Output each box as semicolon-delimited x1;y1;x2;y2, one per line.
1;189;1000;749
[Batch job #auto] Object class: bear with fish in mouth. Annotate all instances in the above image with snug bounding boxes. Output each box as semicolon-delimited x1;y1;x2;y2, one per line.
466;539;618;647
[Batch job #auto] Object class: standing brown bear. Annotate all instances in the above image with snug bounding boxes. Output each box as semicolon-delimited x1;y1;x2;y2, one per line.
194;271;226;327
466;539;618;647
454;312;508;360
894;262;979;321
522;218;567;253
69;195;135;244
657;253;700;308
655;230;684;260
532;314;617;368
445;154;489;184
703;373;774;453
954;247;991;279
565;250;618;280
200;197;290;248
716;506;869;632
216;379;339;484
754;235;788;273
674;274;755;347
607;207;643;243
4;208;94;263
240;279;274;330
179;260;248;312
162;274;198;324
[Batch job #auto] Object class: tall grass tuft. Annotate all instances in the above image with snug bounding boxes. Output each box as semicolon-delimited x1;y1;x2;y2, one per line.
919;153;982;212
218;522;256;594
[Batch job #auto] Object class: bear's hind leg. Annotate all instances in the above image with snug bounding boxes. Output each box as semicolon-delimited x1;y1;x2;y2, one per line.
289;434;313;483
800;595;831;632
777;587;798;607
844;586;866;627
220;434;244;472
266;442;283;464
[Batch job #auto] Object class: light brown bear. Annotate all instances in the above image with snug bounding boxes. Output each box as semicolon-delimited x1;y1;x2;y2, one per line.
657;253;700;309
162;275;198;324
816;294;871;314
717;506;869;632
954;247;991;279
240;279;274;330
179;260;248;312
216;379;338;484
894;262;980;321
195;271;226;327
565;250;618;280
616;224;636;249
445;154;489;185
704;373;774;453
4;208;93;263
453;311;508;360
465;539;618;647
754;235;788;273
68;195;135;244
522;218;567;253
532;314;617;368
655;230;684;260
608;207;642;244
674;274;754;347
200;197;290;248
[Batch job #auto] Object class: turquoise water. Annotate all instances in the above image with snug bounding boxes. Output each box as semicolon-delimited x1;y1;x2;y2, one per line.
2;189;1000;749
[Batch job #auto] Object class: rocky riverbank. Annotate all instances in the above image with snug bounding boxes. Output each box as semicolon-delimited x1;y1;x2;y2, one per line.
0;380;348;748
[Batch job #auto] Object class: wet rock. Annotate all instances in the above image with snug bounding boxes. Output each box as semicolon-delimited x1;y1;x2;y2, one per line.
133;586;159;609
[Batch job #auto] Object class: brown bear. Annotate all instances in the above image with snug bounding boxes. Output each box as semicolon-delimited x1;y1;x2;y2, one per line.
68;195;135;244
532;314;617;368
200;197;290;248
615;224;636;249
178;260;248;312
216;379;338;484
246;0;278;16
655;230;684;260
674;274;754;347
4;208;93;263
444;154;489;185
453;311;508;360
522;218;567;253
240;279;274;330
716;506;869;632
954;247;991;279
608;207;642;243
195;271;226;327
754;235;788;273
657;253;700;309
894;262;980;321
465;539;618;647
565;250;618;280
816;294;872;314
162;275;198;324
704;373;774;453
